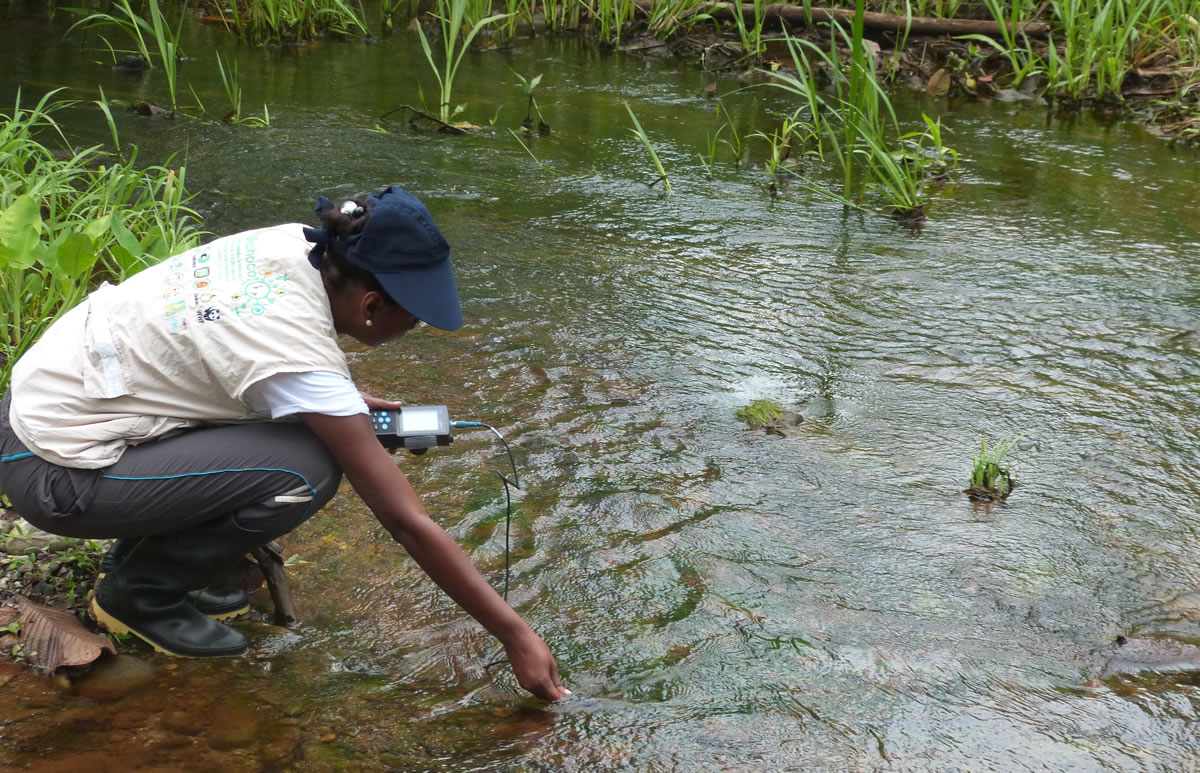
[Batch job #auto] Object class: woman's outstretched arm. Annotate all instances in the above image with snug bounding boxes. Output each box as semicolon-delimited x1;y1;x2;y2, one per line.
297;411;569;702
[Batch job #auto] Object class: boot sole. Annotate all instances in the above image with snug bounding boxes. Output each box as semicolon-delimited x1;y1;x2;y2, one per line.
206;604;251;621
91;598;248;658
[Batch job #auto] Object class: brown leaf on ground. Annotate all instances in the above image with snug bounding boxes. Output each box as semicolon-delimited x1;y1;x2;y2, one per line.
12;595;115;672
926;68;951;98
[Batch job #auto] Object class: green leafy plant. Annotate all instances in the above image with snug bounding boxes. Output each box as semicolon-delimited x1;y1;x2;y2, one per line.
716;102;747;165
730;0;767;60
698;125;724;177
512;70;549;134
735;398;784;427
763;22;949;221
68;0;186;112
416;0;511;124
966;436;1018;499
218;0;368;43
624;102;673;193
647;0;713;38
0;91;202;394
216;53;270;127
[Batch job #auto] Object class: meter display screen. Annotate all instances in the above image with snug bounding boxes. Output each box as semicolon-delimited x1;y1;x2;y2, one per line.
401;407;443;433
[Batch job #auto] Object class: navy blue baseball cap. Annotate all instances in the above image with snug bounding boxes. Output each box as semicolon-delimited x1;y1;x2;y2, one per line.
304;185;463;331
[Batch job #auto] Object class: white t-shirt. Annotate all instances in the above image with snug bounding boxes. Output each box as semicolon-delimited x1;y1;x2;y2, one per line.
244;371;369;419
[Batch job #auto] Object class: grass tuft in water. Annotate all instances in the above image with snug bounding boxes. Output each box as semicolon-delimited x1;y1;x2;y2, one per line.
68;0;186;112
624;102;673;193
736;399;784;427
416;0;512;125
965;436;1018;500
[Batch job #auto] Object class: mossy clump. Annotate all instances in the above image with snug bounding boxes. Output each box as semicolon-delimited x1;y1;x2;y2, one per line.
736;399;803;436
736;399;784;428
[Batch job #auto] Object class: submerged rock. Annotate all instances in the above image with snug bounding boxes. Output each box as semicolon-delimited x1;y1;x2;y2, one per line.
1102;636;1200;678
73;654;155;701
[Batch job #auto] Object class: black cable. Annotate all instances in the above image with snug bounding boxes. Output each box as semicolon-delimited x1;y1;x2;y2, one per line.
469;423;519;671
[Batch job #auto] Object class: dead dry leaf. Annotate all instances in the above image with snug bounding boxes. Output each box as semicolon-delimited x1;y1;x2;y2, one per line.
14;595;115;672
926;68;951;98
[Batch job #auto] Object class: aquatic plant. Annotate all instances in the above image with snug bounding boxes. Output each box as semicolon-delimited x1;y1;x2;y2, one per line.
965;436;1018;500
592;0;638;42
961;0;1200;103
647;0;713;39
716;102;747;165
761;15;955;222
698;125;723;177
736;399;783;427
512;70;550;134
955;0;1044;90
751;113;811;195
0;91;201;394
217;0;368;43
624;102;673;193
68;0;185;111
730;0;768;59
416;0;511;124
216;53;270;127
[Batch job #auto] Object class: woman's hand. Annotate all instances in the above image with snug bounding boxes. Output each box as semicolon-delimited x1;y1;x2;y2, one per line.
360;392;404;411
505;629;571;702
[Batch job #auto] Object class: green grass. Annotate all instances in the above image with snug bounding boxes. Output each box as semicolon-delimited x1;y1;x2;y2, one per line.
969;436;1018;495
68;0;186;111
217;0;369;43
624;102;673;193
761;26;952;221
216;53;271;127
416;0;512;124
736;399;784;426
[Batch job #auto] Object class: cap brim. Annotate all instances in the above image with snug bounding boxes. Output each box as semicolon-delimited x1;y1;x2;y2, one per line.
375;258;463;331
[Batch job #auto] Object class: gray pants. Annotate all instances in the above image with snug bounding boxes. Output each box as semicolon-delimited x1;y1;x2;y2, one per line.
0;391;341;539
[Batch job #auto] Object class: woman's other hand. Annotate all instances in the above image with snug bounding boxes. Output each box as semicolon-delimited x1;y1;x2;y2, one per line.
360;392;404;411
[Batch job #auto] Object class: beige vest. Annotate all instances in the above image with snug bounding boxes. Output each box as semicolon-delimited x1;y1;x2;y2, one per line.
9;224;350;468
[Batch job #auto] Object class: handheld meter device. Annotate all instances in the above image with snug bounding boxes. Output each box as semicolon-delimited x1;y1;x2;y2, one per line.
370;405;452;453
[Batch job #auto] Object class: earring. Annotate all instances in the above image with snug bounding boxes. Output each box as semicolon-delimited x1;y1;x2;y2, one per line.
365;319;373;327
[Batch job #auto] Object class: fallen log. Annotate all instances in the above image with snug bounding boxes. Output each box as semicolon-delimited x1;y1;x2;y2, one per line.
637;1;1052;39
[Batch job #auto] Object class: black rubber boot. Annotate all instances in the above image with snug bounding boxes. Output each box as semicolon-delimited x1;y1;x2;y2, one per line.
99;538;251;620
91;515;274;657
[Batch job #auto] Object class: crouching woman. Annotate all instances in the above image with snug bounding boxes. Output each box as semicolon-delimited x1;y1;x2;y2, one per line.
0;186;568;701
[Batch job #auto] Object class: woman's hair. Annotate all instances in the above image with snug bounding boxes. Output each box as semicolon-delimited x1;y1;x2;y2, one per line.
315;198;401;306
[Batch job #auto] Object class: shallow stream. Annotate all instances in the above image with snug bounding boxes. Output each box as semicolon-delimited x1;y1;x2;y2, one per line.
3;7;1200;770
